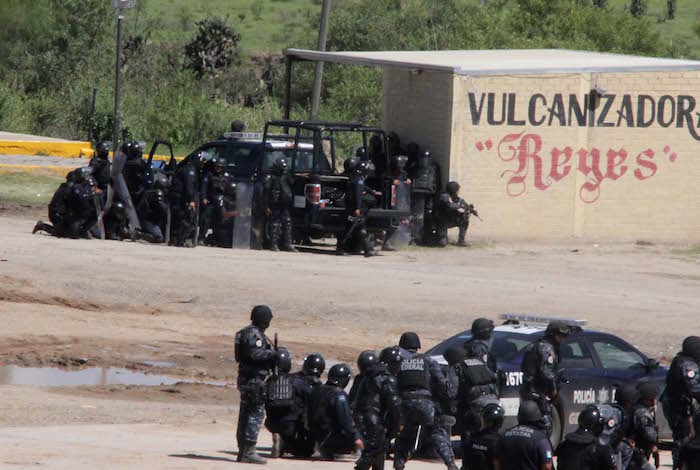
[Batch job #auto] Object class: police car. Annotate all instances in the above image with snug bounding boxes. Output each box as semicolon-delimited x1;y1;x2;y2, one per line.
427;314;670;447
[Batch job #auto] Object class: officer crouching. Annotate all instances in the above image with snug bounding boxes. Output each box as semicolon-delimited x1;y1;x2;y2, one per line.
235;305;279;464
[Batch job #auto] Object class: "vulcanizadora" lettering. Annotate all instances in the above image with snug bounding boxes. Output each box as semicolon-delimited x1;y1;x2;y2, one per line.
467;92;700;141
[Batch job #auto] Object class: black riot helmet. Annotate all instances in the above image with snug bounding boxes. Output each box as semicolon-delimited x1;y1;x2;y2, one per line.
391;155;408;172
271;157;287;176
344;157;359;174
418;150;431;169
277;347;292;374
682;336;700;362
615;385;640;406
355;147;366;159
399;332;421;351
482;403;505;431
471;318;495;340
121;141;143;160
358;160;370;177
212;156;226;174
327;363;352;388
379;346;402;374
444;345;466;366
153;172;169;192
578;405;605;437
110;201;127;224
638;383;658;404
518;400;544;426
231;120;245;132
303;353;325;377
545;320;571;338
96;141;110;159
446;181;461;196
357;350;378;373
250;305;273;330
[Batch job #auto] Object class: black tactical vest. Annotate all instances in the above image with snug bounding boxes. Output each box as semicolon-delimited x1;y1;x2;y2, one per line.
266;373;295;410
397;354;430;393
460;358;497;403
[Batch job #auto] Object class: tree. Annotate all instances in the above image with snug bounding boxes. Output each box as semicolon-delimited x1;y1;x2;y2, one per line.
185;18;240;77
630;0;648;18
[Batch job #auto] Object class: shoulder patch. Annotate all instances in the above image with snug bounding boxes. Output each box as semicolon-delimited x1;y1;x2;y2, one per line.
546;355;554;364
689;370;696;378
255;339;263;348
482;354;488;363
546;451;552;459
607;418;616;428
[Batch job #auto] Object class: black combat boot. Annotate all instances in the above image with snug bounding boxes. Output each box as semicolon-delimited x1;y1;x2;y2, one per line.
280;223;298;252
240;441;267;464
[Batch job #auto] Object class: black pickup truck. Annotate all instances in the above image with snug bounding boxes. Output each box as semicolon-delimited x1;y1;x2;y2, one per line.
182;120;410;248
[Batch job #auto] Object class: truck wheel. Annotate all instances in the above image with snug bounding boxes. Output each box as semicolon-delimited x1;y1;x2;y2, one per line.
550;406;563;449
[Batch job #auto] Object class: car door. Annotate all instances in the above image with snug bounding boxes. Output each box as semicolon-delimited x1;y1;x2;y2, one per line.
588;335;652;396
557;337;606;435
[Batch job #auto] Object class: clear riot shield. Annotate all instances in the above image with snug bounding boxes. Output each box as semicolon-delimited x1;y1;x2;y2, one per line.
107;150;141;233
395;181;411;212
105;150;127;211
232;181;254;249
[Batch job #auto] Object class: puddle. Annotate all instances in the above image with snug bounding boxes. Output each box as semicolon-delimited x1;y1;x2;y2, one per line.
143;360;176;368
0;366;228;387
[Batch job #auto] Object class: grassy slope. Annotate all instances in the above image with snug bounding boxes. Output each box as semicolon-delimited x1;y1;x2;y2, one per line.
0;172;64;205
133;0;322;52
607;0;699;58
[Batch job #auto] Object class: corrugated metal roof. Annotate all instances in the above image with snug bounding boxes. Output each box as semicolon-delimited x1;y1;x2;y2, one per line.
285;48;700;75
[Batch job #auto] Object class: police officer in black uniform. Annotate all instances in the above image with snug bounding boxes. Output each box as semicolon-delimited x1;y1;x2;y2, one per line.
136;186;168;243
350;350;379;406
455;344;500;469
338;159;375;257
679;411;700;470
557;405;617;470
394;332;458;470
169;155;199;246
268;353;327;459
598;400;627;470
629;384;659;470
309;363;364;460
235;305;279;464
89;140;111;192
353;350;401;470
616;385;641;470
498;401;554;470
436;182;474;247
121;141;146;200
464;318;497;374
263;157;296;252
465;403;504;470
662;336;700;469
199;156;230;244
520;320;570;436
410;150;440;245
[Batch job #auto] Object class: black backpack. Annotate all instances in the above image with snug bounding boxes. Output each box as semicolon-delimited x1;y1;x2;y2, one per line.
266;373;295;410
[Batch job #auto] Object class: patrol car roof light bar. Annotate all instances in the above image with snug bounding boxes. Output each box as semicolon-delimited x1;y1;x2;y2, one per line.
499;313;587;328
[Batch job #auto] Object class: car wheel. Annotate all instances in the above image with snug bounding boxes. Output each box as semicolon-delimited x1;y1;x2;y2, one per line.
550;405;563;449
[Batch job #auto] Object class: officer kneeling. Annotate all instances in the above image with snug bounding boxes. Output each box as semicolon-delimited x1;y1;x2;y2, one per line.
309;363;364;460
557;405;616;470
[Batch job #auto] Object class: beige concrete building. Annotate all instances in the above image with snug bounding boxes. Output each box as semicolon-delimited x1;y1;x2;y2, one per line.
286;49;700;242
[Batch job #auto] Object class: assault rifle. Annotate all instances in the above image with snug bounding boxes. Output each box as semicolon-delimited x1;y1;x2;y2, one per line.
342;214;366;246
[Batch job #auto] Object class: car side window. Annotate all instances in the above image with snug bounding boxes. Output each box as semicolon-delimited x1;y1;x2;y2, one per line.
592;340;646;370
559;339;595;368
230;146;255;177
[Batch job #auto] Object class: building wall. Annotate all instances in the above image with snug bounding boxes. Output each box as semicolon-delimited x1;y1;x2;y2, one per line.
449;71;700;241
382;67;455;185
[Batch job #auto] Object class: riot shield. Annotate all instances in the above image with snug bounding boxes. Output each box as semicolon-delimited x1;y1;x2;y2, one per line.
105;150;127;211
108;150;141;233
93;194;105;240
232;181;254;249
388;220;412;249
164;204;171;245
395;181;411;212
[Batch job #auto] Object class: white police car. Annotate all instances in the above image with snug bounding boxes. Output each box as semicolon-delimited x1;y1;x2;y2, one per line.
427;314;670;448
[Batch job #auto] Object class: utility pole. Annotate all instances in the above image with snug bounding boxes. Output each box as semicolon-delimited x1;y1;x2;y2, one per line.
310;0;331;121
111;0;136;155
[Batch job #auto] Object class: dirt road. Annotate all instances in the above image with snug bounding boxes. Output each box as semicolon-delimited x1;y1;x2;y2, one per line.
0;215;696;468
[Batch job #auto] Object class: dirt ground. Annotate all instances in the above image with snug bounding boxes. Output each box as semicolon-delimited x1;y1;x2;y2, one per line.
0;214;697;468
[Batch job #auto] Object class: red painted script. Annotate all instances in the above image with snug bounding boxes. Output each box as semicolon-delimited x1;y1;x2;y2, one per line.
475;132;678;203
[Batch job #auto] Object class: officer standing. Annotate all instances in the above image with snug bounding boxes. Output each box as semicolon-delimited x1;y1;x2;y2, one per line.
464;318;498;374
455;345;500;468
410;150;440;245
169;155;199;246
338;159;375;257
615;385;640;470
89;140;112;192
630;384;659;470
353;350;401;470
394;332;458;470
199;156;229;244
121;141;146;199
350;350;380;406
679;412;700;470
309;363;364;460
235;305;279;464
557;405;616;470
662;336;700;469
520;320;571;435
263;157;297;252
436;182;475;247
598;400;626;470
498;401;554;470
465;404;504;470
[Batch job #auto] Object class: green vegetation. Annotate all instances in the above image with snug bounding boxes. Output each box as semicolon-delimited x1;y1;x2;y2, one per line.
0;172;64;205
0;0;697;157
